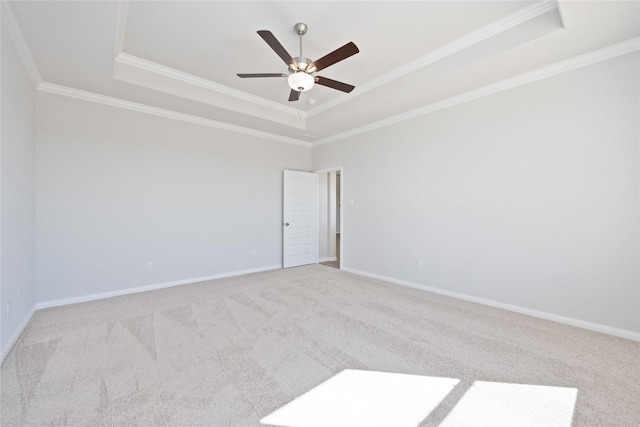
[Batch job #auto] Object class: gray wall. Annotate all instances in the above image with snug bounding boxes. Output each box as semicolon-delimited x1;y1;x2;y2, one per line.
313;52;640;333
35;92;311;303
1;25;37;352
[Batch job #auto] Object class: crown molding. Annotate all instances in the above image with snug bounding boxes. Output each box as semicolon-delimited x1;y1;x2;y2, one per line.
113;0;305;124
38;82;311;147
8;0;636;151
111;2;557;126
306;0;560;118
312;37;640;147
115;52;305;119
114;0;129;57
32;36;640;150
1;1;43;87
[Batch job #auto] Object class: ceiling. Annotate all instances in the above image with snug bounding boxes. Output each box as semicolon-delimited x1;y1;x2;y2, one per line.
4;1;640;146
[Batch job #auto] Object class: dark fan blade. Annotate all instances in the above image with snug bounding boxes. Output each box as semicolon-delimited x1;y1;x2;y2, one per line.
257;30;297;67
237;73;288;78
288;89;300;102
308;42;359;72
315;76;355;93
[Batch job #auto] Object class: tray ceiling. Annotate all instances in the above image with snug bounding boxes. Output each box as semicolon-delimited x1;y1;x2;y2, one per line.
5;1;640;146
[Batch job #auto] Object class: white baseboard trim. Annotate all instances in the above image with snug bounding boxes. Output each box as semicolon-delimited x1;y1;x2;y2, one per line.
342;267;640;342
318;257;338;263
36;264;282;310
1;305;37;365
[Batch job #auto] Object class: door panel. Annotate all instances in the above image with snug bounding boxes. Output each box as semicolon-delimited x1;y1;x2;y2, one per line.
283;170;318;268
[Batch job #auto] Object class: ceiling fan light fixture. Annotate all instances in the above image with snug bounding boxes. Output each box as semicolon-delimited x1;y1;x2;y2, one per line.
238;23;358;101
288;71;314;92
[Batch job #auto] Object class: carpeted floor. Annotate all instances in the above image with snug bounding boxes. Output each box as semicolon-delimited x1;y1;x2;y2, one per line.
1;264;638;426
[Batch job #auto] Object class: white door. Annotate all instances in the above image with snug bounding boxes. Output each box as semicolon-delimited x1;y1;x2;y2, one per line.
283;170;318;268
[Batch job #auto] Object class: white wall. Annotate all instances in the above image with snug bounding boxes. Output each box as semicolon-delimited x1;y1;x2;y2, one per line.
35;92;311;303
313;52;640;333
1;25;37;355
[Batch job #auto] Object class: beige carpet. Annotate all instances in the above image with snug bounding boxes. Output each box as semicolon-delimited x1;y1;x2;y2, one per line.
1;264;638;426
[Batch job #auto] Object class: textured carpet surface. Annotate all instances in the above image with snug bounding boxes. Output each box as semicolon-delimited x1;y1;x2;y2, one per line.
1;264;638;426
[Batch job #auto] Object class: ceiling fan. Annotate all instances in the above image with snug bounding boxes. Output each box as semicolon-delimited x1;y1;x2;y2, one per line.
237;23;359;102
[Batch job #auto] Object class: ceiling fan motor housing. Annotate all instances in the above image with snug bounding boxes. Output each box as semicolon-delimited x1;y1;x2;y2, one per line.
289;57;315;73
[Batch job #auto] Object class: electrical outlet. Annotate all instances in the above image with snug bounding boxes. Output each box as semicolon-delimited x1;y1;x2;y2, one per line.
417;261;423;271
251;249;256;257
146;261;153;271
7;300;11;317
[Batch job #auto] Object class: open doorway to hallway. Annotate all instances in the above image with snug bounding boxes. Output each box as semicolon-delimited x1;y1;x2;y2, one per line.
317;168;342;269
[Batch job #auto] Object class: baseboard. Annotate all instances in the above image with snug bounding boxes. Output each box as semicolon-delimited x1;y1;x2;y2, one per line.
318;257;338;263
1;305;36;365
342;267;640;342
36;264;283;310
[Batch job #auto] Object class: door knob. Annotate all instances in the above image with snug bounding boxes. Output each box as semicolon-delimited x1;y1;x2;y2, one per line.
284;222;290;226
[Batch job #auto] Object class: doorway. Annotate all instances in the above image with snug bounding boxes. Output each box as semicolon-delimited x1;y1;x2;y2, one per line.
316;167;343;269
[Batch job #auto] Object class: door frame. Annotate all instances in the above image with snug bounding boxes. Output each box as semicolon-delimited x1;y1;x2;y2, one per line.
315;166;344;269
